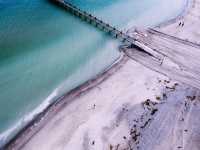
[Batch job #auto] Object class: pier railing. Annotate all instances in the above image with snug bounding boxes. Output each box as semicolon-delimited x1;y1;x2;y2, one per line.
54;0;135;44
53;0;162;59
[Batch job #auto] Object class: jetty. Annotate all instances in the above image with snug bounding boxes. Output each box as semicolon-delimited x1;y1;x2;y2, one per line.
53;0;162;60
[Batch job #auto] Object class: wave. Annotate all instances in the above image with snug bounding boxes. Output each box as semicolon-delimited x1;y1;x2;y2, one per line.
124;0;187;30
0;88;59;148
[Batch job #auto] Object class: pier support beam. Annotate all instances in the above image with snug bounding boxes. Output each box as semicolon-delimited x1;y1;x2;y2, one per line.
56;0;138;50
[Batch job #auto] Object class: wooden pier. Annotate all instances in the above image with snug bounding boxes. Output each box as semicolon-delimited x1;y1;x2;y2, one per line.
54;0;135;44
53;0;162;59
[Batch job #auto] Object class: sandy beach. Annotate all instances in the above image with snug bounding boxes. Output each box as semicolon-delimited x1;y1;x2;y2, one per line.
6;0;200;149
159;0;200;44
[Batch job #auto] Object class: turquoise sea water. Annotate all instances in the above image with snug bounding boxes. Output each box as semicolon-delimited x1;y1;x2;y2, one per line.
0;0;186;147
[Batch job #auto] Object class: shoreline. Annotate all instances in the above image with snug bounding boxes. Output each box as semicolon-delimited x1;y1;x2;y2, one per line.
154;0;193;28
5;53;128;149
4;0;193;149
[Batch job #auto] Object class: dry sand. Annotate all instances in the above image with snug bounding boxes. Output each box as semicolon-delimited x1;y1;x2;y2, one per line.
159;0;200;44
6;0;200;149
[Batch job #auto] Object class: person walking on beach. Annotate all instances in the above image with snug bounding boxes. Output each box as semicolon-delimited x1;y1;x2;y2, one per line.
182;22;185;27
178;21;185;27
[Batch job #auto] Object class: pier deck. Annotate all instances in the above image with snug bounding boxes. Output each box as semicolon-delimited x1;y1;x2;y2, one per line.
54;0;162;59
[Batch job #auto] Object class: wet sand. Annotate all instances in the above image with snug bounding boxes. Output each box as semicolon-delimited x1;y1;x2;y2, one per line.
6;0;200;149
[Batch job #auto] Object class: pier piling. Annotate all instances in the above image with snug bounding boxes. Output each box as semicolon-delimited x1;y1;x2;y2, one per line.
53;0;161;59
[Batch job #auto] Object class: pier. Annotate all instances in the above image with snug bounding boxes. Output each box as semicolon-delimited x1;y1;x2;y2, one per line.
55;0;135;44
53;0;162;59
54;0;135;44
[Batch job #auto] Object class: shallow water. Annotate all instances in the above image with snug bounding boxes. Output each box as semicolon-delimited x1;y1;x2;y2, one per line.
0;0;186;147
